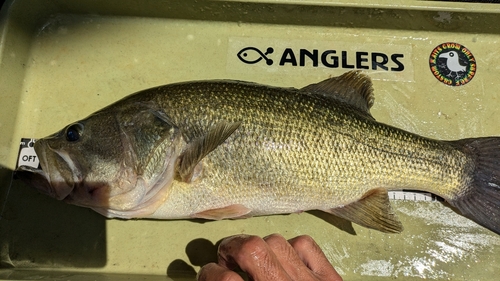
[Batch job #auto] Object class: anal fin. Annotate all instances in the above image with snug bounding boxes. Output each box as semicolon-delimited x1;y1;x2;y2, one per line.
192;204;252;220
326;188;403;233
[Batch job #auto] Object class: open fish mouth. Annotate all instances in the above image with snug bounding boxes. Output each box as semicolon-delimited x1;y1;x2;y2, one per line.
15;140;79;201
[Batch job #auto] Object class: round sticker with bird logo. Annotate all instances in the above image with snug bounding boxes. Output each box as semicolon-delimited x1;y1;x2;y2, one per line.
429;42;476;86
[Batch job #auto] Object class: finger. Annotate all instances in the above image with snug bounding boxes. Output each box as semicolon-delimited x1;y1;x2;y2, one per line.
217;234;292;281
263;234;319;280
288;235;343;281
197;262;244;281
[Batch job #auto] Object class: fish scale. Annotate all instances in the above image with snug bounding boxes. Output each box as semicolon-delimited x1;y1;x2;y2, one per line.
15;71;500;234
143;80;468;216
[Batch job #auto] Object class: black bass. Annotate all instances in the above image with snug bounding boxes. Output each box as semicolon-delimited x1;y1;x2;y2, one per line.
15;71;500;234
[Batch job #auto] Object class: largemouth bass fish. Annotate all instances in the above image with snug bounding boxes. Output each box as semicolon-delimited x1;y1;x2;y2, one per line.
16;71;500;234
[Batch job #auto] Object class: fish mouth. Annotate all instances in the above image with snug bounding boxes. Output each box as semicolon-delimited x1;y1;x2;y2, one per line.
16;140;79;200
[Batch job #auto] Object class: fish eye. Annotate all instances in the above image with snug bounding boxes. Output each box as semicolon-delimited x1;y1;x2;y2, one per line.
65;123;84;142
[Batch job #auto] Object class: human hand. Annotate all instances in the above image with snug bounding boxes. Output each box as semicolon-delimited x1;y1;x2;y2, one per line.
197;234;343;281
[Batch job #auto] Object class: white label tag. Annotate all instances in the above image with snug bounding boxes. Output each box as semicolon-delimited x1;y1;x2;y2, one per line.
16;138;40;169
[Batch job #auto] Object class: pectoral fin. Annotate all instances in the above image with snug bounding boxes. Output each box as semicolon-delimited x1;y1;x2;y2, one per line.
176;121;241;182
326;188;403;233
192;204;252;220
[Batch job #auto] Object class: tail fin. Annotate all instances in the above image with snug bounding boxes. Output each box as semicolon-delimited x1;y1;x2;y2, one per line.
449;137;500;234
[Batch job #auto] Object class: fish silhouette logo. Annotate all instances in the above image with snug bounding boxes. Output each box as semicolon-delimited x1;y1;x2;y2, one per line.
429;42;476;86
237;47;274;65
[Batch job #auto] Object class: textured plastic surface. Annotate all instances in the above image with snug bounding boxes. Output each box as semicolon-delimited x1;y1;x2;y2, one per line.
1;0;500;280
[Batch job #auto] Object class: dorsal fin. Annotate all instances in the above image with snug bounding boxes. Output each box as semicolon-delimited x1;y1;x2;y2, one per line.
301;71;375;119
175;121;241;182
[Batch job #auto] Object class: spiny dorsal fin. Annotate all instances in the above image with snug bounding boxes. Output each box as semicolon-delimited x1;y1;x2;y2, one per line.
176;121;241;182
327;188;403;233
301;71;375;119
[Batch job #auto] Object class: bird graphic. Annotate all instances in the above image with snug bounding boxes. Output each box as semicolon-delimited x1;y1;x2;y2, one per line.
438;51;467;77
